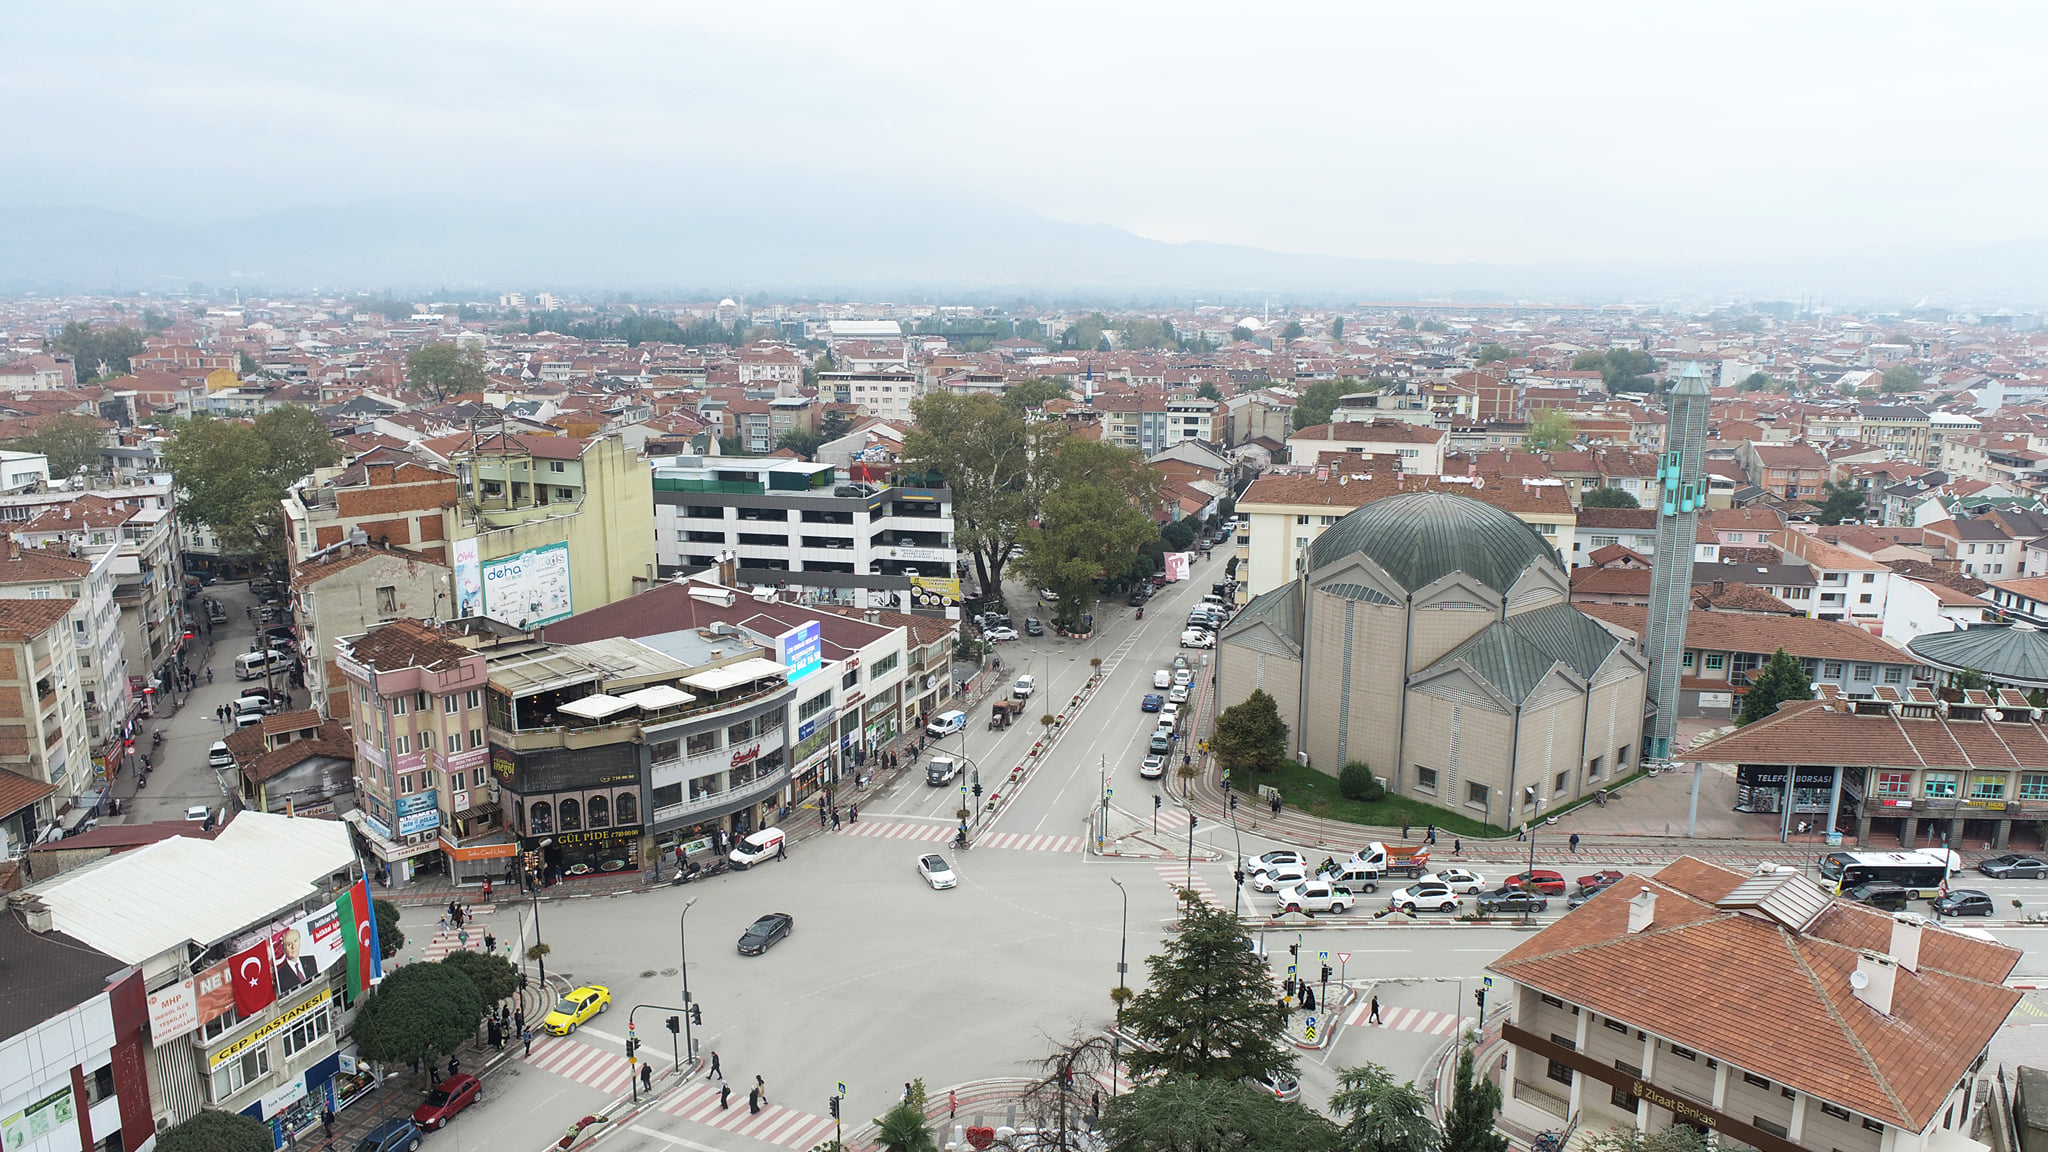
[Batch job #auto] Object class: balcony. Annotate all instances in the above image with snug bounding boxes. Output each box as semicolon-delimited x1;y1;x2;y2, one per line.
654;762;790;825
495;679;791;749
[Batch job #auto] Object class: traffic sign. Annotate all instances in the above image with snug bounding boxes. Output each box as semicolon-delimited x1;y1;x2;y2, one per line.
1286;963;1297;975
1482;977;1493;989
1317;950;1329;962
1106;787;1114;798
1305;1015;1316;1028
1337;952;1351;963
837;1081;847;1096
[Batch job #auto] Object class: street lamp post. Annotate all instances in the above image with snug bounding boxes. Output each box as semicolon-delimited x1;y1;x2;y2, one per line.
1109;877;1128;1022
679;897;698;1067
529;837;554;990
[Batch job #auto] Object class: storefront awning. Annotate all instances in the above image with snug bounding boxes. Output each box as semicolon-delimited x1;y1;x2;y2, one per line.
681;658;787;693
618;684;695;710
559;694;634;720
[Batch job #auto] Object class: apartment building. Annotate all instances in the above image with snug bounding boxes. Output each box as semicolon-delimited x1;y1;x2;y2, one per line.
649;456;956;611
1284;421;1448;472
1491;858;2014;1152
1331;389;1436;428
0;599;94;846
1920;518;2019;580
1855;404;1932;464
291;543;452;719
1736;441;1825;500
821;369;920;422
1775;531;1894;623
14;492;188;700
281;446;459;569
0;543;130;773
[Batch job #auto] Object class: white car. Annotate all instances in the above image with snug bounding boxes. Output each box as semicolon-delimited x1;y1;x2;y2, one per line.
1158;703;1180;728
1173;668;1192;688
1139;754;1166;779
1274;881;1355;915
208;741;233;769
1167;684;1190;704
985;626;1019;642
1387;881;1464;914
1013;674;1036;699
1424;868;1487;894
185;806;210;823
1180;629;1214;649
1250;862;1309;893
1153;669;1172;689
1243;849;1305;873
916;853;958;890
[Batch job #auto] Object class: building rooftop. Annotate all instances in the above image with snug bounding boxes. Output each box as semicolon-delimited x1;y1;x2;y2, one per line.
1308;492;1561;595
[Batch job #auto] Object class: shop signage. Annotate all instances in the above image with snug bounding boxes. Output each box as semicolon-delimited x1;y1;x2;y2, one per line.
258;1076;308;1120
438;836;519;861
397;791;441;836
553;826;641;849
1501;1024;1802;1152
843;691;864;709
362;812;393;840
1878;797;1913;808
147;977;200;1042
210;989;333;1070
731;744;762;768
845;655;861;672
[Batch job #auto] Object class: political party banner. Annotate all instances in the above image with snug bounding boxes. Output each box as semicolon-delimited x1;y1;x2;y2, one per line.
270;906;346;998
146;978;199;1042
195;959;236;1024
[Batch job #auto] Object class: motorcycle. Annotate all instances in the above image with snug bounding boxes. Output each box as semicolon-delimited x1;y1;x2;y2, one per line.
1135;607;1144;620
151;730;163;749
672;861;703;886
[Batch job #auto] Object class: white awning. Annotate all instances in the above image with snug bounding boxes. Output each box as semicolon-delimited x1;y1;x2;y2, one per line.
617;684;695;710
559;694;634;720
681;657;788;693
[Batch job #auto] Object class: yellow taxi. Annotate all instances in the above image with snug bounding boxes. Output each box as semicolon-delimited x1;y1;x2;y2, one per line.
542;985;610;1035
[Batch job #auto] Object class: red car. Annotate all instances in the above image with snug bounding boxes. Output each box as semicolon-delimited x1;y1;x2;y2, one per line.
1575;869;1624;892
1505;869;1567;896
413;1073;480;1130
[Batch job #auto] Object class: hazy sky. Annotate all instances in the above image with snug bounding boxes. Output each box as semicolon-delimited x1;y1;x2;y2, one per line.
9;1;2045;267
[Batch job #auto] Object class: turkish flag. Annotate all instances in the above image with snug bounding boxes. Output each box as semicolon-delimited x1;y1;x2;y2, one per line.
230;942;275;1016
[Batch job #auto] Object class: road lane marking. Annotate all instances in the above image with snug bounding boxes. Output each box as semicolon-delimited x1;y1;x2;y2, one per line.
629;1125;723;1152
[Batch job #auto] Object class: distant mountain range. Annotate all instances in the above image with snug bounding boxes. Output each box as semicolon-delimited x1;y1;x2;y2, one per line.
2;192;2044;310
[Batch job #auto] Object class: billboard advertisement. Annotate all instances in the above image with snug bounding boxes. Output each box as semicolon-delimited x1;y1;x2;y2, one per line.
1163;551;1190;582
480;541;572;628
452;537;483;618
270;905;346;998
907;575;961;610
777;621;822;683
397;791;441;836
1;1088;75;1150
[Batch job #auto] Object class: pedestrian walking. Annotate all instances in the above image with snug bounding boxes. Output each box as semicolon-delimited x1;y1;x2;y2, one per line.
457;928;469;948
1401;819;1410;839
830;808;841;830
482;878;492;901
1569;832;1581;854
206;667;213;684
448;1056;459;1078
1369;995;1382;1024
1517;822;1527;841
514;1008;525;1033
849;803;858;824
1426;823;1436;845
747;1087;760;1115
322;1108;334;1138
483;931;496;953
949;1089;957;1119
708;1051;721;1079
1270;795;1282;816
777;838;787;860
719;1079;731;1110
1453;837;1462;857
642;1064;653;1091
756;1075;768;1105
522;1027;532;1056
902;1082;913;1103
819;806;828;829
488;1020;502;1050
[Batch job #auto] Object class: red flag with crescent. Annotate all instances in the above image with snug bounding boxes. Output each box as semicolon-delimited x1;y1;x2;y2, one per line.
230;941;276;1015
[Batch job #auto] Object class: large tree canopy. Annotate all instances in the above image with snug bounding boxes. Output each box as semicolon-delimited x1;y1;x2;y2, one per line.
902;393;1060;595
1020;438;1162;624
8;414;108;478
1214;689;1289;777
350;960;485;1066
55;322;144;383
405;342;488;400
162;408;341;566
156;1110;274;1152
1121;899;1294;1085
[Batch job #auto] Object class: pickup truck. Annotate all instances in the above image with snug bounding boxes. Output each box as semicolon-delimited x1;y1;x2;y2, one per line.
1274;880;1356;915
1349;841;1430;879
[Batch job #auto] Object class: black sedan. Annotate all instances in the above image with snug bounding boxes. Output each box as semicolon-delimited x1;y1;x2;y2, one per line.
1477;891;1549;915
1932;890;1996;918
1979;854;2048;879
737;913;795;955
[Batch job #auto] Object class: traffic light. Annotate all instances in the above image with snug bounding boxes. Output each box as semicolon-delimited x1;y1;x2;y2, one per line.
1190;814;1198;830
1228;790;1238;810
972;782;982;799
1288;943;1300;959
690;1004;703;1025
829;1096;841;1119
1233;869;1245;887
625;1038;638;1058
1321;964;1333;983
666;1015;680;1034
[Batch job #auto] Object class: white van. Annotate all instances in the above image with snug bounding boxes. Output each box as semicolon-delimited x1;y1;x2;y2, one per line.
234;650;289;681
729;827;787;869
926;710;967;738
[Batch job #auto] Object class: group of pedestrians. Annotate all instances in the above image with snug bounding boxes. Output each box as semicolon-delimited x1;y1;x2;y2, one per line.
701;1052;772;1115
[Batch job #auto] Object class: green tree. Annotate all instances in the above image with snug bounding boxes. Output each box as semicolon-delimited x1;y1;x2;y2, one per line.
1952;667;1991;695
1740;371;1773;392
1739;647;1814;726
1021;438;1162;624
1230;325;1256;343
1572;348;1659;393
1396;315;1417;331
406;342;488;400
12;414;108;478
1580;487;1640;510
1279;320;1305;341
1196;381;1224;402
373;898;405;959
1442;1043;1509;1152
1000;377;1067;413
1121;899;1294;1085
871;1100;938;1152
1881;364;1922;393
776;428;824;459
819;409;853;441
1524;408;1577;450
350;960;485;1066
1331;316;1346;342
903;393;1060;595
238;349;260;375
1580;1125;1711;1152
1161;518;1198;552
1338;761;1384;801
1815;480;1866;525
156;1110;274;1152
1328;1063;1440;1152
142;309;173;334
1475;343;1513;365
1101;1078;1337;1152
1061;314;1114;352
1290;379;1350;431
162;408;341;566
1420;319;1447;333
1213;689;1288;777
54;322;144;382
441;948;520;1004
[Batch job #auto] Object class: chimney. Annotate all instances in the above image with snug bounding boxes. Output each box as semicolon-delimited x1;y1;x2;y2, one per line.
20;898;52;934
1627;888;1656;933
1712;580;1725;597
1889;914;1921;973
864;608;882;625
1852;950;1897;1015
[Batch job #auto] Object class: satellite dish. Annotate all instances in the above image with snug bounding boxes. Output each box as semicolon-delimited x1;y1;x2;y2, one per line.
1850;971;1869;990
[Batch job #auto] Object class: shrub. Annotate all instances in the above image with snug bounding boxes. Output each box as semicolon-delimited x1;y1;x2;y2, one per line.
1338;762;1383;802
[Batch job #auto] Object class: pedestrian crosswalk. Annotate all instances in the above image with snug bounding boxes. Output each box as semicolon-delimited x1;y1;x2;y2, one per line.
1158;864;1223;909
843;821;1083;853
1343;1003;1473;1036
527;1035;667;1096
417;926;508;962
657;1080;838;1149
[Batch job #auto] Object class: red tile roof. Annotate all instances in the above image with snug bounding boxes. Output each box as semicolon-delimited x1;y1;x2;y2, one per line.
1575;603;1911;665
0;767;55;818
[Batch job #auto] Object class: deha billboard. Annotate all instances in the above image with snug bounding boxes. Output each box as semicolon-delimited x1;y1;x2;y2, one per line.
481;541;573;627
